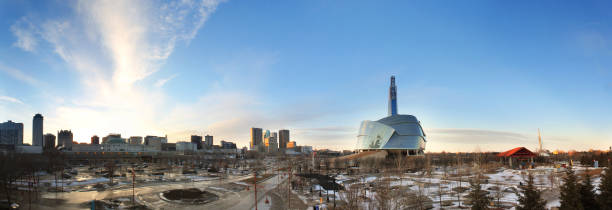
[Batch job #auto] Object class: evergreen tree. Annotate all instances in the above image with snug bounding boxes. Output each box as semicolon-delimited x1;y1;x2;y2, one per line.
579;169;599;210
598;165;612;210
559;166;583;210
516;173;546;210
468;178;491;210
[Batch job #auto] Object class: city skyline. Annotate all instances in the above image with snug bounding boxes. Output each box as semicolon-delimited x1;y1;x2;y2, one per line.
0;1;611;152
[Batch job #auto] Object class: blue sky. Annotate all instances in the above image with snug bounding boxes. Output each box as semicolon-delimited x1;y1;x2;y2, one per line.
0;0;610;152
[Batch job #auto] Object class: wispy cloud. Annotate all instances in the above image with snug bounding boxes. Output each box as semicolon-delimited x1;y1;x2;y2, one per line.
10;17;38;52
0;96;24;104
155;74;178;87
8;0;224;141
0;62;39;86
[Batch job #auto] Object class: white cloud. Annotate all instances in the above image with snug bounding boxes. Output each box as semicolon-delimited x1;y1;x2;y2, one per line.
10;17;38;52
11;0;224;141
0;62;39;86
155;74;178;87
0;96;24;104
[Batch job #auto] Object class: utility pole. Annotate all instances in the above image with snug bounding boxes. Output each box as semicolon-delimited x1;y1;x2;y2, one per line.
288;160;292;210
131;168;135;206
254;171;258;210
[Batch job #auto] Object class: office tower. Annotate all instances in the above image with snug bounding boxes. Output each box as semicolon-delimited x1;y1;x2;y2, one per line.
191;135;203;149
250;128;262;149
265;136;278;153
58;130;73;150
91;135;100;144
43;133;55;150
32;114;43;146
204;135;213;148
264;130;271;139
279;129;289;149
388;76;398;116
129;136;142;144
0;120;23;145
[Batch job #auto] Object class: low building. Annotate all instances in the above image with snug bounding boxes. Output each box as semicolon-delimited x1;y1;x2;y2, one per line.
497;147;536;169
221;141;237;149
287;141;296;149
72;144;103;152
16;145;42;154
161;143;176;151
177;141;197;152
128;136;142;144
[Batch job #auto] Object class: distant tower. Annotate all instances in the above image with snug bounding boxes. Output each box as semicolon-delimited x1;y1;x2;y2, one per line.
388;76;398;116
32;114;43;146
538;128;543;153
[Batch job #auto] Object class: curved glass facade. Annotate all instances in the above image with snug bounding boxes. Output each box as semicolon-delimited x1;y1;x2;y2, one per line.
357;115;426;152
357;121;395;149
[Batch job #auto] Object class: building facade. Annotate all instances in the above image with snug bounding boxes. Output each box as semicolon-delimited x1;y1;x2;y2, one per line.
128;136;143;144
57;130;73;150
43;133;55;150
32;114;43;146
191;135;203;149
204;135;213;148
0;120;23;145
250;128;262;150
91;135;100;144
278;129;289;149
356;76;426;156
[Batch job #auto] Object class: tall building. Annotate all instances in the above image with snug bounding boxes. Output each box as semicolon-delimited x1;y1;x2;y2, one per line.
357;76;426;156
388;76;398;116
204;135;213;148
57;130;73;150
0;120;23;145
265;136;278;153
279;129;289;149
250;128;262;150
91;135;100;144
43;133;55;150
191;135;203;149
32;114;43;146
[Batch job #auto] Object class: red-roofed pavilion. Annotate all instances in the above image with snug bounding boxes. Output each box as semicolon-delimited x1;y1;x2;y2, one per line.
498;147;536;168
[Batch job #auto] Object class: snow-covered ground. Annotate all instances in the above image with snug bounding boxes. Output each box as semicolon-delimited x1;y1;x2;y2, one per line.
295;165;606;209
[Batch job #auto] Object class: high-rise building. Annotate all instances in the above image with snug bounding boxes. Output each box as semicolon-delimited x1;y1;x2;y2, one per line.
279;129;289;149
388;76;398;116
191;135;203;149
250;128;262;150
43;133;55;150
204;135;213;148
91;135;100;144
32;114;43;146
0;120;23;145
265;136;278;153
128;136;142;144
57;130;73;150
